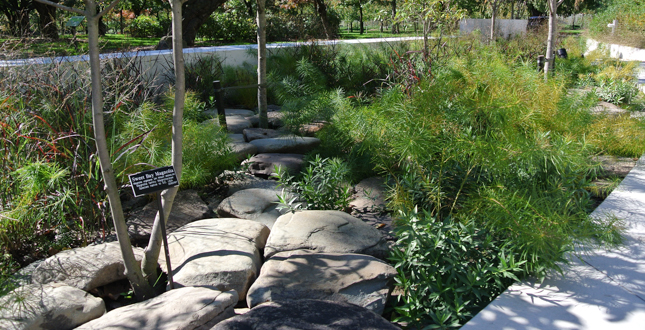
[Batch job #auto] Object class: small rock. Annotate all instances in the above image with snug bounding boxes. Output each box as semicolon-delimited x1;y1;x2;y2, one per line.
243;128;287;142
127;189;211;242
0;283;105;330
350;177;388;213
246;250;397;314
32;242;143;291
249;136;320;154
299;122;327;137
76;287;238;330
160;219;270;298
244;153;305;177
245;115;260;127
212;299;401;330
216;188;287;229
267;111;284;129
264;210;389;260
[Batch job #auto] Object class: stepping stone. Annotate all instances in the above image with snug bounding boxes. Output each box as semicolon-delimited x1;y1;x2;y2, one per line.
204;109;255;118
217;170;280;196
76;287;237;330
299;122;327;136
32;242;144;291
0;283;105;330
244;153;305;177
249;136;320;154
216;188;288;229
245;115;260;127
595;155;638;177
127;189;211;242
202;116;253;134
227;134;245;143
228;142;258;162
212;299;401;330
267;110;284;128
243;128;287;142
264;210;389;260
350;176;388;212
246;250;397;315
160;219;270;298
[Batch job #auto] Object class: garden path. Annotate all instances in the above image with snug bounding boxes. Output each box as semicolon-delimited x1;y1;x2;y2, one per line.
462;154;645;330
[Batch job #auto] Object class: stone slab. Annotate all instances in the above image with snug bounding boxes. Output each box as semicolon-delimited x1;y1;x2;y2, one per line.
76;287;237;330
216;188;287;229
249;136;320;154
244;153;305;177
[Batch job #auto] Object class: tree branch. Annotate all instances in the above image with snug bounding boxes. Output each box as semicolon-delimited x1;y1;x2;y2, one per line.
557;0;565;8
98;0;122;18
34;0;85;15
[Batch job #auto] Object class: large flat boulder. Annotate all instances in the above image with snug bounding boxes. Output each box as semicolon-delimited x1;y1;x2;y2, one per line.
0;283;105;330
217;171;279;196
242;128;287;142
246;250;397;314
211;299;401;330
76;287;237;330
228;142;258;162
243;153;305;177
32;242;143;291
127;189;211;242
216;188;286;229
249;136;320;154
264;210;389;260
225;116;253;134
160;219;270;298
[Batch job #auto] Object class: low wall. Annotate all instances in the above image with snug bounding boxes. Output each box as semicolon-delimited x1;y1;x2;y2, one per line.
0;37;424;85
586;38;645;93
459;19;527;39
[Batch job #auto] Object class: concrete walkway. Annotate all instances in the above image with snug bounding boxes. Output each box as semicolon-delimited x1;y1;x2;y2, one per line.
462;154;645;329
638;62;645;93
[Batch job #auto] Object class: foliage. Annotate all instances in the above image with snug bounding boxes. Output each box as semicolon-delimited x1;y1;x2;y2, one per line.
588;0;645;48
127;15;169;38
390;208;524;329
198;11;256;42
275;155;353;212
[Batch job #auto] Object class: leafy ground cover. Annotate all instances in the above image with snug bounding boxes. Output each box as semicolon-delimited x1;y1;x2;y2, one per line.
588;0;645;48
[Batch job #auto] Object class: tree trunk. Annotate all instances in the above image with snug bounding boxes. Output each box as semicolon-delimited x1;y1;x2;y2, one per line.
83;1;154;301
510;1;514;20
257;0;267;129
181;0;226;46
544;0;558;80
490;1;497;41
313;0;331;39
141;0;185;281
358;0;364;35
380;20;383;32
423;19;428;59
391;0;398;34
35;1;59;39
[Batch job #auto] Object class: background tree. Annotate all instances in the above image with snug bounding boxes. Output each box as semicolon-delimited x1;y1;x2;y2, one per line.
34;0;59;39
0;0;33;37
280;0;335;38
181;0;226;46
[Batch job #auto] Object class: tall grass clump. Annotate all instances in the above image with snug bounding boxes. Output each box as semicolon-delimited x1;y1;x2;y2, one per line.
282;40;629;328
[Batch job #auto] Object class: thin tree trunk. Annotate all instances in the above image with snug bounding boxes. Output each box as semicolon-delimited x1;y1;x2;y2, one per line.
391;0;398;34
544;0;560;80
490;1;497;41
359;0;364;35
423;19;428;59
257;0;267;129
141;0;184;281
35;1;59;39
313;0;331;38
510;1;515;19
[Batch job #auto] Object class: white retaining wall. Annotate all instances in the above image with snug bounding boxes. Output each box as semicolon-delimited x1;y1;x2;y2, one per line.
459;19;528;39
586;38;645;93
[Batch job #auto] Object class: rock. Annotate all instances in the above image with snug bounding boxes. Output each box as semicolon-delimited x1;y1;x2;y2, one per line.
217;171;280;195
243;153;305;177
352;211;396;244
228;134;246;144
267;111;284;129
127;189;211;242
249;136;320;154
225;116;253;134
264;210;389;260
243;128;287;142
228;142;258;162
299;122;327;137
350;177;388;213
216;188;287;229
160;219;270;298
595;155;638;177
212;299;401;330
244;115;259;127
246;250;397;314
76;287;237;330
32;242;143;291
0;283;105;330
226;109;255;117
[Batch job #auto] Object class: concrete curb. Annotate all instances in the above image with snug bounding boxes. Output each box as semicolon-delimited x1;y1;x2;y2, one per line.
462;154;645;329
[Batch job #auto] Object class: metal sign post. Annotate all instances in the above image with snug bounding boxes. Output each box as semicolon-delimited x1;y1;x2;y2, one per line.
128;166;179;290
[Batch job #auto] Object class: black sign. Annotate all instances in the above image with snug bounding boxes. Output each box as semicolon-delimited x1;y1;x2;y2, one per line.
128;166;179;197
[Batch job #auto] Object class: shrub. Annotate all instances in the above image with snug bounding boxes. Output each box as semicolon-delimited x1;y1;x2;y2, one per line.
127;15;168;38
588;0;645;48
